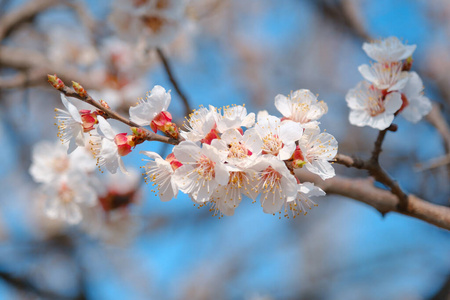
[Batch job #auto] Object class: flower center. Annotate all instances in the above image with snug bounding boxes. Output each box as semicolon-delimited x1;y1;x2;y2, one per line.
262;134;283;156
291;102;310;123
196;155;215;180
260;166;282;190
228;142;249;159
53;156;69;173
141;16;166;33
58;184;74;203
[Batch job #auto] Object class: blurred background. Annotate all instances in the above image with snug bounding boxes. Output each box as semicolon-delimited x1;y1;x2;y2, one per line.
0;0;450;299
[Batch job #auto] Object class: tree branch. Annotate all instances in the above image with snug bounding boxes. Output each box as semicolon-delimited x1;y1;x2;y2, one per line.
57;84;181;145
0;0;61;41
0;270;75;300
156;48;192;117
296;170;450;230
0;46;101;89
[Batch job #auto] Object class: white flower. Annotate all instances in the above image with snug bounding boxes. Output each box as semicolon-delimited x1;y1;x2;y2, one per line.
275;89;328;126
362;37;416;63
358;62;410;92
253;156;298;214
129;85;171;126
29;140;96;184
55;94;86;153
43;174;97;225
399;72;432;123
141;151;178;202
297;127;338;180
282;182;325;218
346;81;402;130
209;168;258;217
212;128;263;167
256;110;269;121
95;116;128;174
173;141;229;203
254;115;303;160
216;105;255;133
181;105;218;142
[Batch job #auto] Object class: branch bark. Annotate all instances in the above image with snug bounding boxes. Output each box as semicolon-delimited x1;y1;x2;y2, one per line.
296;170;450;230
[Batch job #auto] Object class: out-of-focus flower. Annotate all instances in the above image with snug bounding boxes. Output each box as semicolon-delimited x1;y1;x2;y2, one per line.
362;37;416;63
109;0;187;47
42;173;97;225
275;89;328;127
346;81;402;130
399;72;432;123
29;141;96;184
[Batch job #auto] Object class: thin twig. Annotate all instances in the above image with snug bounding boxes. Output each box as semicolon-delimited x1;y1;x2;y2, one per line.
58;85;181;145
0;270;75;300
156;48;192;117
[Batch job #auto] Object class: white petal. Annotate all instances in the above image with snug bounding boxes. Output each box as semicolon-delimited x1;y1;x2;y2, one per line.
173;141;201;164
306;160;335;180
274;94;292;117
97;116;116;140
279;121;303;143
61;94;82;123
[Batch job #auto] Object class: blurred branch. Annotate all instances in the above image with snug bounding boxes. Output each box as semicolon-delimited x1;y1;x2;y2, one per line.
0;46;101;89
0;270;75;300
0;0;60;41
296;170;450;230
156;48;192;117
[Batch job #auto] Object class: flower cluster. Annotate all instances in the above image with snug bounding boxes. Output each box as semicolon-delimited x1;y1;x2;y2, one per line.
29;139;140;242
346;36;432;130
136;89;337;218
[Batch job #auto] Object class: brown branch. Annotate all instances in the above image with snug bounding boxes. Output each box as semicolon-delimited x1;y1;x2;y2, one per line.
426;102;450;153
335;151;409;211
156;48;192;117
0;0;61;41
57;85;181;145
0;270;76;300
0;46;101;89
296;170;450;230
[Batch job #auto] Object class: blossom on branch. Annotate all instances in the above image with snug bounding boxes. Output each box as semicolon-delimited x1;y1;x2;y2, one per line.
362;36;416;63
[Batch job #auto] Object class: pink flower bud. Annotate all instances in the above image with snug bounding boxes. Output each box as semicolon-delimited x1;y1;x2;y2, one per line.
150;111;173;133
80;110;98;132
114;133;132;156
47;74;65;90
292;146;307;168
